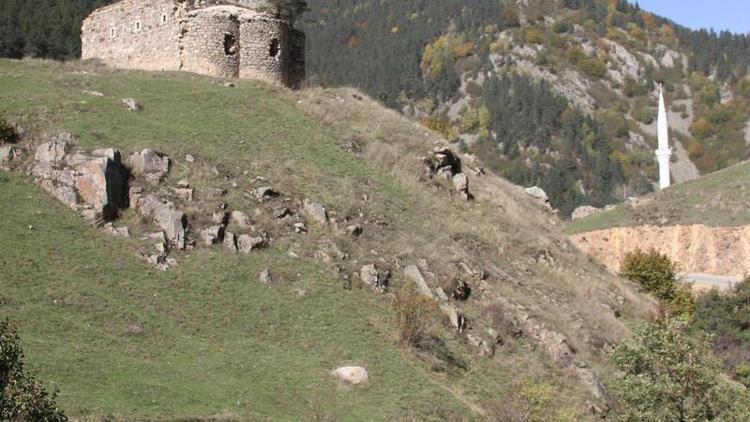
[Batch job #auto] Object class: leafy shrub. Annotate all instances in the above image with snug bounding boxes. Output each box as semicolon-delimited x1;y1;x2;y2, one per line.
577;57;607;78
0;117;18;144
619;248;693;316
622;76;648;97
524;28;544;45
0;319;67;421
610;317;750;421
392;283;438;347
552;21;572;34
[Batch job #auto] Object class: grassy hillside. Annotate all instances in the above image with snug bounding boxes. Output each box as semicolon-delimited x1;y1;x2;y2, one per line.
568;160;750;234
0;58;652;420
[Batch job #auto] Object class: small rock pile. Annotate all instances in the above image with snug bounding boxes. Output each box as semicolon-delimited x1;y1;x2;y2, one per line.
423;147;473;201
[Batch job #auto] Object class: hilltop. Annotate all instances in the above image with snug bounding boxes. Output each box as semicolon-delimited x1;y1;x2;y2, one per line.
0;58;654;420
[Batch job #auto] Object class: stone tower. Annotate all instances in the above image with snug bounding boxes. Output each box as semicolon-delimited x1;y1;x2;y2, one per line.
81;0;305;88
655;83;672;190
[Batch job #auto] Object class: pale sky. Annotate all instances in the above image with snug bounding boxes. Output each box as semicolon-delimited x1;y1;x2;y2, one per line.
635;0;750;34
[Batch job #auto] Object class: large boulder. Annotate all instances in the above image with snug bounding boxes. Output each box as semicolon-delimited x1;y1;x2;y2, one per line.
129;149;170;183
237;234;265;253
136;194;186;249
0;145;19;169
34;139;68;164
403;265;434;299
304;199;328;225
331;366;369;385
524;186;549;203
74;155;129;218
571;205;601;221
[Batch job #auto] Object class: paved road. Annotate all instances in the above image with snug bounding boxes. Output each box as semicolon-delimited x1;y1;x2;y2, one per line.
680;273;741;290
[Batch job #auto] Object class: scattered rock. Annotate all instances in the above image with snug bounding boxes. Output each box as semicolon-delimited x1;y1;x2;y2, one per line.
200;225;225;246
424;147;462;179
229;210;252;229
331;366;369;385
450;279;472;301
83;90;105;97
121;98;142;111
224;231;238;252
129;149;170;183
103;223;130;237
212;210;228;225
136;194;187;249
525;186;549;203
174;188;194;202
346;225;362;237
0;145;20;168
176;179;190;188
272;207;293;219
293;222;308;234
259;268;273;285
237;234;265;253
452;173;472;201
185;154;195;163
255;186;279;201
404;265;434;299
360;264;390;293
304;199;328;224
467;334;495;357
440;304;467;333
571;205;601;221
223;81;235;88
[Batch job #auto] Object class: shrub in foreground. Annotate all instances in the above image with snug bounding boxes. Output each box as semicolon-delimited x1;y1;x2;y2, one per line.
1;319;67;421
619;248;694;316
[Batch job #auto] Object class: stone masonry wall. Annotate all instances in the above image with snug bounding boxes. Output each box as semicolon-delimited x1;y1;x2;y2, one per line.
81;0;183;72
81;0;304;88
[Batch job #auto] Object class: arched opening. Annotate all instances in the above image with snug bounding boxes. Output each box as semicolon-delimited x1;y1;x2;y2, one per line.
269;38;280;58
224;33;238;56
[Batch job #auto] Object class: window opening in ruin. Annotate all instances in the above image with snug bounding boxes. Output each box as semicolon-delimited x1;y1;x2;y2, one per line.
162;13;167;23
110;28;116;38
269;39;280;58
135;21;141;31
224;33;238;56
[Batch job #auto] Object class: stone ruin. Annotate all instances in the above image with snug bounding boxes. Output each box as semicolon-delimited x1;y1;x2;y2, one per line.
81;0;305;88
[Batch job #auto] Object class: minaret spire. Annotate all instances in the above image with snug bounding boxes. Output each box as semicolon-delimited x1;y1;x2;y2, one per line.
655;83;672;189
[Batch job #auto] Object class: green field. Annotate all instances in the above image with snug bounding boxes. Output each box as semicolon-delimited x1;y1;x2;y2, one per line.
0;59;645;420
567;161;750;234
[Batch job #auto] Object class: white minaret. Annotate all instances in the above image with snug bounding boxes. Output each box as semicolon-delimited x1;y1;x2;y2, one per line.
656;83;672;190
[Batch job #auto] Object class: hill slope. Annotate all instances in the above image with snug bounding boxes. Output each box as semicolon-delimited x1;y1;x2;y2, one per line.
0;58;653;420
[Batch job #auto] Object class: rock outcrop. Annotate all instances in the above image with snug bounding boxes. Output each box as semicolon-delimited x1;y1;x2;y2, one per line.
571;205;601;221
29;135;129;221
128;149;170;183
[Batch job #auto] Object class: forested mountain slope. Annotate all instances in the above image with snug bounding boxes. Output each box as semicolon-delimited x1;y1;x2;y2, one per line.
303;0;750;215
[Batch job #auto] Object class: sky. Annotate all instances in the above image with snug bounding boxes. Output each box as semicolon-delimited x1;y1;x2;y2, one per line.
635;0;750;34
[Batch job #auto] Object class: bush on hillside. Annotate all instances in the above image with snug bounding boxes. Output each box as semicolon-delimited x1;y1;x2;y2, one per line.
392;284;438;348
694;278;750;386
0;319;67;421
610;317;750;421
619;248;693;316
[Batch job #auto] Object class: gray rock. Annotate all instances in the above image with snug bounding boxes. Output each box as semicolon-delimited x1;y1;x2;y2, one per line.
229;210;252;229
360;264;390;293
38;179;78;208
185;154;195;163
440;304;467;333
259;268;273;285
200;225;224;246
34;140;68;164
174;188;194;202
91;148;121;162
74;155;129;217
255;186;279;201
129;187;144;210
224;231;238;252
103;223;130;237
129;149;170;183
571;205;601;221
136;194;186;249
403;265;434;299
525;186;549;203
331;366;369;385
0;146;19;168
272;207;293;219
304;199;328;224
122;98;142;111
212;210;228;225
293;222;308;234
176;179;190;188
346;225;362;237
237;235;265;253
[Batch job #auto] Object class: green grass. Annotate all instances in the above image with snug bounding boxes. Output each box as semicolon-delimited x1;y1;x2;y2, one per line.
567;161;750;234
0;171;466;420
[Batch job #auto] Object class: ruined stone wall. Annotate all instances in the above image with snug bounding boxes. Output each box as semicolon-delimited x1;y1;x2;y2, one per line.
182;8;241;78
81;0;305;88
239;17;304;88
81;0;183;72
